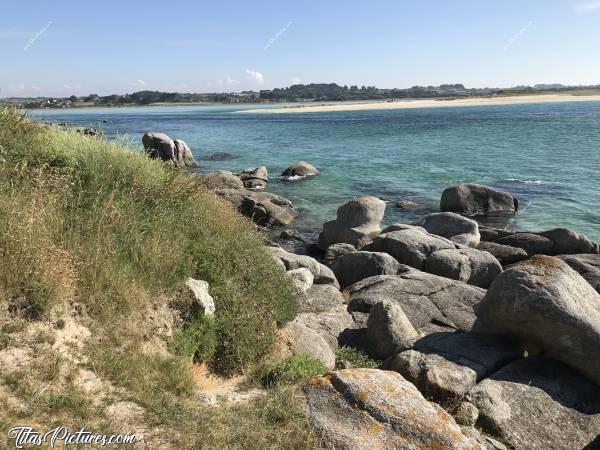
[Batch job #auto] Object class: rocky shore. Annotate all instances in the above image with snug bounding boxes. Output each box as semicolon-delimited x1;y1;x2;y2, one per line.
145;132;600;449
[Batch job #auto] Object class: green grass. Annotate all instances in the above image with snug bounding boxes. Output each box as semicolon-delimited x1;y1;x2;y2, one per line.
256;355;328;387
335;346;380;369
0;107;298;375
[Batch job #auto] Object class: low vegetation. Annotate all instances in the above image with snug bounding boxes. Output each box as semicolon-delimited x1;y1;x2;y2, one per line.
0;108;321;448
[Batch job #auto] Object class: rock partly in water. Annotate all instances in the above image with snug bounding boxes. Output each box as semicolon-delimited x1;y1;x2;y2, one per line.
420;212;481;248
467;357;600;450
477;241;528;266
319;197;386;250
396;200;419;209
185;278;216;316
473;255;600;386
194;171;245;190
238;166;269;189
281;161;319;179
424;247;503;288
558;253;600;293
441;183;518;216
385;332;522;404
371;226;456;271
348;269;486;334
538;227;598;255
365;300;418;359
303;369;483;450
332;251;401;289
142;132;199;167
216;189;297;227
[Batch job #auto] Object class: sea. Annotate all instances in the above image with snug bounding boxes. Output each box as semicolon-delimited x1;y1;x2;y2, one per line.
29;101;600;241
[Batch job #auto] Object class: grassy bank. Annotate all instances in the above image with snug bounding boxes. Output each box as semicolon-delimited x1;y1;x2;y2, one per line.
0;108;318;448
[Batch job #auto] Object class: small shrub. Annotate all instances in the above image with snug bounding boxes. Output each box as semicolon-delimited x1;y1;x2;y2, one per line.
170;315;217;362
335;346;379;369
256;354;327;386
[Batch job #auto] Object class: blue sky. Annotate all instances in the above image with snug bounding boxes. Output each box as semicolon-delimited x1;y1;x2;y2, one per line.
1;0;600;96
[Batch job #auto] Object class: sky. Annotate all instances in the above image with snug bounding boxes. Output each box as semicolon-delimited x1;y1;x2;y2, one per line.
1;0;600;97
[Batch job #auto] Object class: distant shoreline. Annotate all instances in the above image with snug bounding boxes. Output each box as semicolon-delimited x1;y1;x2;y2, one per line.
237;93;600;114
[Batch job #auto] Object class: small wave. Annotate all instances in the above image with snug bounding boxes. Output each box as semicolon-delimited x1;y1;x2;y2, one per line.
281;175;306;181
505;178;544;184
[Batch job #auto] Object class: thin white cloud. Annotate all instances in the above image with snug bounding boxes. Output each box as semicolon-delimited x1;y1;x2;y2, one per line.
575;1;600;13
245;69;265;86
503;21;532;52
0;30;29;39
289;77;302;85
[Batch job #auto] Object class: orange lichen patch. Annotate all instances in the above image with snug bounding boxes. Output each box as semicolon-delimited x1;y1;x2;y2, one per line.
307;374;333;388
523;255;566;284
355;389;369;402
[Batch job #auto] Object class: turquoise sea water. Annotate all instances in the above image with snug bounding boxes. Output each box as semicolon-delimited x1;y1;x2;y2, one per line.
30;102;600;241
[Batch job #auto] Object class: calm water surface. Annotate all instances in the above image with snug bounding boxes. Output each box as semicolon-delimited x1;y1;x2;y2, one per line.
30;102;600;241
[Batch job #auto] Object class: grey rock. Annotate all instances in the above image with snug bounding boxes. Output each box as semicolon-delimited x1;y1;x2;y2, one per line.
420;212;481;247
173;139;200;167
467;357;600;450
295;307;357;352
323;243;356;267
441;183;518;216
396;200;419;209
268;246;339;288
216;189;297;227
238;166;268;189
477;241;528;266
558;253;600;293
473;255;600;386
281;160;319;178
200;151;239;161
371;227;456;270
385;332;522;404
348;270;486;333
365;300;418;359
279;229;307;243
298;284;345;313
142;133;199;167
425;247;503;288
195;171;245;190
303;369;483;450
454;402;479;427
478;226;514;242
318;197;386;250
286;268;314;293
493;232;554;256
332;251;401;289
281;321;335;369
538;227;597;254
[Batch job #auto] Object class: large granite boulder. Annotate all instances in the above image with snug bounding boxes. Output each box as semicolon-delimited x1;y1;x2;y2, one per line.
281;160;319;178
477;241;528;266
493;232;554;256
303;369;483;450
268;246;339;288
473;255;600;386
238;166;268;189
216;189;297;227
298;284;345;313
332;251;401;289
385;332;522;405
280;321;335;369
425;247;503;288
558;253;600;293
467;357;600;450
323;243;356;267
371;226;456;270
142;132;199;167
420;212;481;247
365;300;418;359
194;171;244;190
319;197;386;250
348;269;486;334
538;227;598;254
441;183;518;216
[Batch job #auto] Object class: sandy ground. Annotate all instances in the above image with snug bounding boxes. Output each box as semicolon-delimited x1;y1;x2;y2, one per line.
238;94;600;114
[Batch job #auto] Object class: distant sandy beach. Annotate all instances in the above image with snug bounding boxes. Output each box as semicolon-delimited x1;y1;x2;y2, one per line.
238;94;600;114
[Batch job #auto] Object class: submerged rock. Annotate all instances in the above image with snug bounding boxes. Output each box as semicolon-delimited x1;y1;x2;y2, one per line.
473;255;600;386
303;369;483;450
281;160;319;178
441;183;518;216
319;197;386;250
200;152;239;160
